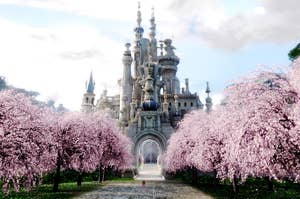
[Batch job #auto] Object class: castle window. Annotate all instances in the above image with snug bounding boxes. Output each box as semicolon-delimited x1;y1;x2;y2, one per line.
178;102;181;107
169;102;172;106
191;102;193;107
86;97;89;103
91;98;94;105
184;102;187;107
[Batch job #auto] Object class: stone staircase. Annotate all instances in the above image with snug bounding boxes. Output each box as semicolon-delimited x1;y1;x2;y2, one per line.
134;164;165;181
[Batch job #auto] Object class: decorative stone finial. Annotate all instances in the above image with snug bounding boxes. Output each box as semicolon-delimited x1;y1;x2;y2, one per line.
164;39;176;56
205;81;211;95
125;43;131;51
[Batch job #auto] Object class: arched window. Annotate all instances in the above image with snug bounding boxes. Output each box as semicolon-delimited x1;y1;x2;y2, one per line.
178;102;181;107
184;102;187;107
91;98;94;105
191;102;193;107
85;97;89;103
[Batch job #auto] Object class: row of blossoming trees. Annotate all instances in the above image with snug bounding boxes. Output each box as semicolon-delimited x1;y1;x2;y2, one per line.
0;90;133;193
165;59;300;192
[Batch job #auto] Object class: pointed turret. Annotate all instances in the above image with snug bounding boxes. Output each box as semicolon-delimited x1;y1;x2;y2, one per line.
81;71;95;112
86;72;95;93
205;82;212;112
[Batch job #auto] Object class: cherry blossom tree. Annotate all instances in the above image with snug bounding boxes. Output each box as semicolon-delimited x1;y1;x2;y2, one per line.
217;70;299;192
165;110;224;184
64;113;99;186
188;110;225;183
89;112;133;182
48;111;100;191
165;67;300;193
0;90;54;193
164;111;199;172
287;57;300;182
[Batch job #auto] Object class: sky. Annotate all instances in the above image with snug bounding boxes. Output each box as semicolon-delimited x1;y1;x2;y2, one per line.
0;0;299;110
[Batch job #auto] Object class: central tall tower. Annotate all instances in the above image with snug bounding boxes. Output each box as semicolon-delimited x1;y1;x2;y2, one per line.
117;4;205;166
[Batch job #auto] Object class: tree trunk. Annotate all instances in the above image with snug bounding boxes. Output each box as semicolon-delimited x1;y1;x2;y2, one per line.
53;155;61;192
265;177;274;191
102;168;105;182
77;172;83;187
232;176;239;195
213;169;219;185
191;167;198;185
98;166;104;183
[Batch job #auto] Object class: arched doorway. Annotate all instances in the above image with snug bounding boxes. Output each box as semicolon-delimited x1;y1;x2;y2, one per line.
135;138;165;180
135;133;165;167
139;139;161;164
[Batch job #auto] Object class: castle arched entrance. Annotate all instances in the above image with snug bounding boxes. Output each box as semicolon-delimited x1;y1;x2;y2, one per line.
138;139;161;164
134;132;166;168
135;136;165;180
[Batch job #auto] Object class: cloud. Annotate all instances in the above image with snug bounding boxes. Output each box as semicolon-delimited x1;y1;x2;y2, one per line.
59;48;102;60
0;0;171;21
0;17;123;110
2;0;299;51
171;0;300;50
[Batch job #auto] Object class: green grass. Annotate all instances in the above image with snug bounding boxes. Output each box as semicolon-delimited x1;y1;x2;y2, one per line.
193;177;300;199
169;171;300;199
197;183;300;199
0;182;101;199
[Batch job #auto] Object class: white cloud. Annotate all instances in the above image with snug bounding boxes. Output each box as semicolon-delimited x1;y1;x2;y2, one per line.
0;0;173;22
1;0;299;51
171;0;300;50
0;17;123;110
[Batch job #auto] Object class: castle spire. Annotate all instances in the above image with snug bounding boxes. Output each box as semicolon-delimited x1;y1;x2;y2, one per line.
87;71;95;93
137;2;142;27
205;81;212;112
149;6;156;39
134;2;144;40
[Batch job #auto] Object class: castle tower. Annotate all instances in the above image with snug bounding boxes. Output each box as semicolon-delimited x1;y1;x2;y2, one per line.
119;43;133;126
81;72;95;112
159;39;180;95
93;3;207;169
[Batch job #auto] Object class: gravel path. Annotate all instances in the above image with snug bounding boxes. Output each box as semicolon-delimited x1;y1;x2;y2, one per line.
73;181;214;199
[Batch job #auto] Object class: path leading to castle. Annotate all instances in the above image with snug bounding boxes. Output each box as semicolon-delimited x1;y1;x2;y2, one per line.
73;181;213;199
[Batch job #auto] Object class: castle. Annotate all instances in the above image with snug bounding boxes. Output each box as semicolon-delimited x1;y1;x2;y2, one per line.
81;4;212;166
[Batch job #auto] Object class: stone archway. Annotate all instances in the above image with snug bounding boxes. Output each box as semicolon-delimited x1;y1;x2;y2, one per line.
139;139;161;164
134;132;166;180
134;131;166;167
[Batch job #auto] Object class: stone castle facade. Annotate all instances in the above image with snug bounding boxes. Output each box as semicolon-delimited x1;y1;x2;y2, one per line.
81;4;212;165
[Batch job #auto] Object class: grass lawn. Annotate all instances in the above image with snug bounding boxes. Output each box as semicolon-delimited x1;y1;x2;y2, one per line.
0;176;135;199
0;181;101;199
